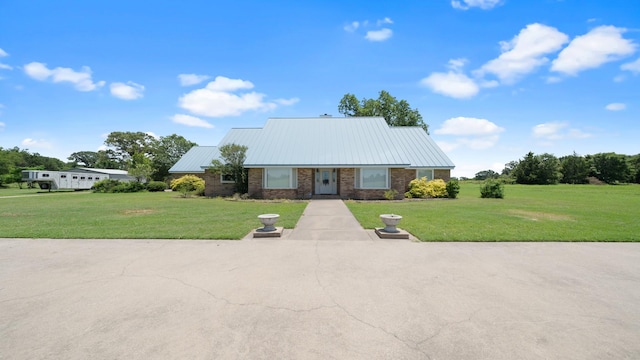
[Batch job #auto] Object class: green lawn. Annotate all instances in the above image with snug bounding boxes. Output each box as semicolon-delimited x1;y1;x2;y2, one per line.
0;191;307;239
345;183;640;241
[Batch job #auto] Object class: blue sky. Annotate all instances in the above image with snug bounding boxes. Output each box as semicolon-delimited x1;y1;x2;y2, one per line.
1;0;638;177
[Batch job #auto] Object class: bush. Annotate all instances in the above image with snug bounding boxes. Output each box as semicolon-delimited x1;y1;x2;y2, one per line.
446;179;460;199
405;177;429;198
92;179;147;193
384;189;398;200
425;179;447;198
92;179;121;193
405;177;447;198
480;179;504;199
146;181;168;192
170;175;205;197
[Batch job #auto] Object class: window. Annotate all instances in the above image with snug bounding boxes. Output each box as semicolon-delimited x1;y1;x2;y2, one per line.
355;168;389;189
95;177;100;180
264;168;297;189
42;173;49;178
88;177;93;180
221;173;235;183
61;175;67;179
72;176;78;179
416;169;434;181
80;176;86;180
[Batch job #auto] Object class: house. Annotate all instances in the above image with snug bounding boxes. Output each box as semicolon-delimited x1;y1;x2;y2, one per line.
169;117;455;199
21;168;136;191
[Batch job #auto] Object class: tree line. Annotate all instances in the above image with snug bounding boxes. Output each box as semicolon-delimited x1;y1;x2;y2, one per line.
472;152;640;185
0;132;197;187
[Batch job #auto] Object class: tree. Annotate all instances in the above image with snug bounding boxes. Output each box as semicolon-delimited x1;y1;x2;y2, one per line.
474;169;499;180
128;153;153;183
104;131;156;166
68;151;101;168
512;151;561;185
560;152;589;184
588;153;631;184
151;134;197;181
338;90;429;133
210;143;248;194
502;161;519;176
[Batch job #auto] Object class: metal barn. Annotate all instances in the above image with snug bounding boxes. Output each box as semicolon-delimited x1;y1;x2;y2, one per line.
21;168;136;191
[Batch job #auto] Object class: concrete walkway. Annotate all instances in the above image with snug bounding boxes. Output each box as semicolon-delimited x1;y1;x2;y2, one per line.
1;239;639;359
285;199;381;241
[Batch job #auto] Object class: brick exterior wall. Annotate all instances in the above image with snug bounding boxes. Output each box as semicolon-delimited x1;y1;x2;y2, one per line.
203;169;235;197
296;168;313;199
339;168;355;198
244;167;451;200
434;169;451;182
247;168;263;198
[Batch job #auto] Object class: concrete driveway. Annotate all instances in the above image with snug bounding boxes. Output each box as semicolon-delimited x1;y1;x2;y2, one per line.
1;239;639;360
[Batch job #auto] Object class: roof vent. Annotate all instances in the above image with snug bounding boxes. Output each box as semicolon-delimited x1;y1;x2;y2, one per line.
319;113;332;117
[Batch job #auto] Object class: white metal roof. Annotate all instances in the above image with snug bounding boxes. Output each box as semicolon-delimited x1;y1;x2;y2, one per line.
168;146;220;173
75;168;130;175
218;117;454;168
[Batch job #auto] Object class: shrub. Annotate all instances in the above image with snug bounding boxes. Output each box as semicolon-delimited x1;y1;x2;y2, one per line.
170;175;205;197
405;177;447;198
446;179;460;199
425;179;447;198
480;179;504;199
92;179;147;193
146;181;168;192
405;177;429;198
384;189;398;200
92;179;121;193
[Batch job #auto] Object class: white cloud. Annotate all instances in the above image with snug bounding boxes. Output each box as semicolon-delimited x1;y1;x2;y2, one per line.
0;48;7;57
110;81;144;100
613;75;626;82
178;76;294;117
344;21;360;32
435;117;505;136
447;58;468;72
377;17;393;26
532;122;566;140
365;28;393;42
23;62;105;91
532;122;592;141
605;103;626;111
146;131;160;140
435;140;460;153
451;0;501;10
21;138;52;149
435;117;504;151
546;76;563;84
205;76;254;91
421;71;479;99
0;63;12;70
621;57;640;74
274;97;300;106
171;114;214;128
178;73;211;86
476;23;569;84
551;26;637;76
0;121;5;131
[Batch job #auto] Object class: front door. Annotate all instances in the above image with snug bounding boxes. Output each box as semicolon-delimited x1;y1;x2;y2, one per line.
316;168;337;195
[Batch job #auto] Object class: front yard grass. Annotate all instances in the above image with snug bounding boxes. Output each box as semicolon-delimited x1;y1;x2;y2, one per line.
345;183;640;241
0;191;307;239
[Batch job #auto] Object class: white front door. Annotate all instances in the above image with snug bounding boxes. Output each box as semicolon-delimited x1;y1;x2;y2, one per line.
317;169;337;195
